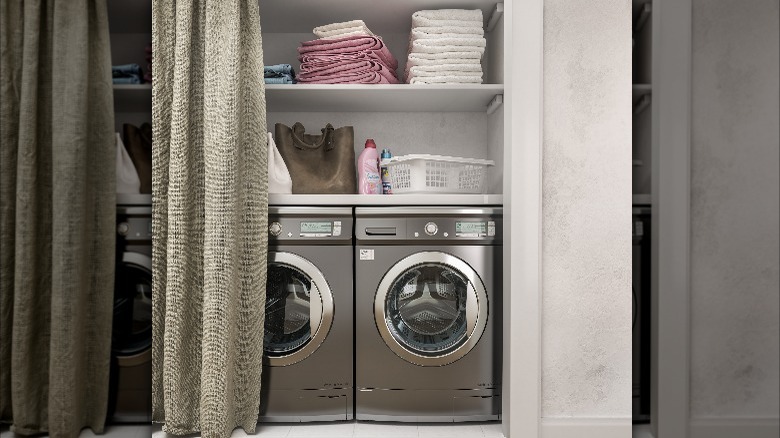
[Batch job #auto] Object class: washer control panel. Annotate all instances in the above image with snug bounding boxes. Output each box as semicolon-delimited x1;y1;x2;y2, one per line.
357;212;502;243
267;214;352;242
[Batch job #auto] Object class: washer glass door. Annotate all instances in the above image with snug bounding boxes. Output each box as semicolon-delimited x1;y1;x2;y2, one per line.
375;251;488;367
264;252;333;367
113;252;153;365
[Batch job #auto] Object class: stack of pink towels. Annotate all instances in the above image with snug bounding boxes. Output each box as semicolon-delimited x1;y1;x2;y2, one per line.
297;35;400;84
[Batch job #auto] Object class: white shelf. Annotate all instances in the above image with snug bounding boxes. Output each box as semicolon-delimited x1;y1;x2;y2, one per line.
113;84;152;113
269;193;502;206
266;84;504;112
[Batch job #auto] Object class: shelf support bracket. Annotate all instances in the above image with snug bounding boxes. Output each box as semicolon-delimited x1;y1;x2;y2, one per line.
634;3;652;36
487;3;504;32
634;94;651;115
487;94;503;115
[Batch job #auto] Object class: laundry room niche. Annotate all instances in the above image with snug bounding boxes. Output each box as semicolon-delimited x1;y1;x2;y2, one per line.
261;0;506;203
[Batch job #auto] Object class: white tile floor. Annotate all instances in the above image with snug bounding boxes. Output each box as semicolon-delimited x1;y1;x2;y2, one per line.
152;422;504;438
0;424;152;438
2;422;503;438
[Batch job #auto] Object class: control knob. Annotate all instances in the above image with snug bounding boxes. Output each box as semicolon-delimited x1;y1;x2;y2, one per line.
269;221;282;236
117;222;130;236
424;222;438;236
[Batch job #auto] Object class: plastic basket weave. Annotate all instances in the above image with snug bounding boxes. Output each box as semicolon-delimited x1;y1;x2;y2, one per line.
386;154;495;194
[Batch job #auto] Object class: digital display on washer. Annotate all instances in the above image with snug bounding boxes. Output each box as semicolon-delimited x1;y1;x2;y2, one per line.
300;221;332;235
456;221;486;236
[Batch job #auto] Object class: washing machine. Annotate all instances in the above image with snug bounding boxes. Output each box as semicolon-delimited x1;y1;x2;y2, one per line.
355;207;502;422
260;207;354;422
108;194;153;423
633;205;651;423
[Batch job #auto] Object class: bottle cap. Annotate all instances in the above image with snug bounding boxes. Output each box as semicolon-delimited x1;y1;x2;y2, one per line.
365;139;377;148
381;148;392;159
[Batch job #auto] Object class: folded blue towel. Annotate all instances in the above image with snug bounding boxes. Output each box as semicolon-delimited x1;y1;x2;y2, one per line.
113;64;143;84
264;76;295;84
264;64;295;78
113;76;142;84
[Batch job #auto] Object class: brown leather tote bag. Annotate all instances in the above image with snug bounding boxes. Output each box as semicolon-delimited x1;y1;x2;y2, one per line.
275;122;357;194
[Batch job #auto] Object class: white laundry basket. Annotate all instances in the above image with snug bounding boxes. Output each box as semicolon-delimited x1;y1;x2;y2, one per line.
387;154;495;194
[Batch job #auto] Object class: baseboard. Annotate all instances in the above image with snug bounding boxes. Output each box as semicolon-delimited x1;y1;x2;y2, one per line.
541;418;631;438
689;418;780;438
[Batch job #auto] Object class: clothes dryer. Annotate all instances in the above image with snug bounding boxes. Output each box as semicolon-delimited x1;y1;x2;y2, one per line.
260;207;354;422
109;194;153;423
355;207;502;422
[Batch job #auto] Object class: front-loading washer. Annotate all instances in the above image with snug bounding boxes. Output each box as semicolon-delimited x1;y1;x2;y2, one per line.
109;194;153;423
355;207;502;422
260;207;354;422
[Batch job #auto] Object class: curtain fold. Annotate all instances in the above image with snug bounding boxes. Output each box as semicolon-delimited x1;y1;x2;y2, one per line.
151;0;268;436
0;1;116;437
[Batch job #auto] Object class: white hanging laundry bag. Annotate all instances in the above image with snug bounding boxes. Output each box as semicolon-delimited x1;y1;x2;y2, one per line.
268;132;293;194
116;132;141;194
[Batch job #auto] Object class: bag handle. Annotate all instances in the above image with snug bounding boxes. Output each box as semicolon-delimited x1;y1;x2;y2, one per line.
291;122;335;151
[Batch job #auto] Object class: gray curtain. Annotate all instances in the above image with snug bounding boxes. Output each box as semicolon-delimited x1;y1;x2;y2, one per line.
151;0;268;436
0;1;116;437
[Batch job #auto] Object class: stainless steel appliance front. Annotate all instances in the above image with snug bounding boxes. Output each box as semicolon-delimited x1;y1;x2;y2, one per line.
355;207;502;422
260;207;354;422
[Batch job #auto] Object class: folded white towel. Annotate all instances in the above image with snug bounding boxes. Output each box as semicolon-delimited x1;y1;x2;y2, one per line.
408;41;485;58
412;25;483;36
406;57;482;68
410;37;486;48
409;75;484;84
320;29;373;39
410;30;485;44
412;16;485;29
408;69;482;79
313;20;374;38
406;58;482;71
413;9;483;22
406;64;482;76
408;51;483;61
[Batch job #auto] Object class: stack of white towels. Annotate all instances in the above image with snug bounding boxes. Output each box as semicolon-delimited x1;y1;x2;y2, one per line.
405;9;485;84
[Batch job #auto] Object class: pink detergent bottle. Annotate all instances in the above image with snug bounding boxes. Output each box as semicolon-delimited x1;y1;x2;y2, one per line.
358;139;382;194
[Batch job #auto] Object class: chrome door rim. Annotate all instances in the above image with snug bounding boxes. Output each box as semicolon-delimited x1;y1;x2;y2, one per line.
266;252;334;367
115;252;153;361
374;251;488;367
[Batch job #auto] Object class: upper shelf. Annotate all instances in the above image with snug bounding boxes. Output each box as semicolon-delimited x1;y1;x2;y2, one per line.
266;84;504;112
113;84;505;113
113;84;152;113
269;193;503;206
260;1;500;34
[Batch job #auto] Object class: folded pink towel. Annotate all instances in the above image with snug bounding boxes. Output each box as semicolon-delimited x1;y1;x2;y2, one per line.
299;52;397;73
298;35;398;70
300;59;398;83
298;70;400;84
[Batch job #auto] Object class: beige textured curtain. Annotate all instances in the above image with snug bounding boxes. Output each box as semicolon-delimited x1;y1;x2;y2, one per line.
151;1;268;436
0;1;116;437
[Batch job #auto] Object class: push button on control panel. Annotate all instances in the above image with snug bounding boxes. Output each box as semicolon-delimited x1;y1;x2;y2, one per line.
424;221;438;236
269;221;282;237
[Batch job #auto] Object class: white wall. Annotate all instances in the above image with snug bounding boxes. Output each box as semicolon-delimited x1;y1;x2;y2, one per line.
541;0;632;419
690;0;780;419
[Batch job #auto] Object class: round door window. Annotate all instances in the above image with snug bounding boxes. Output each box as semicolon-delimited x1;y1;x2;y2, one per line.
385;263;469;356
113;255;152;358
375;252;488;367
264;252;333;367
265;263;317;355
